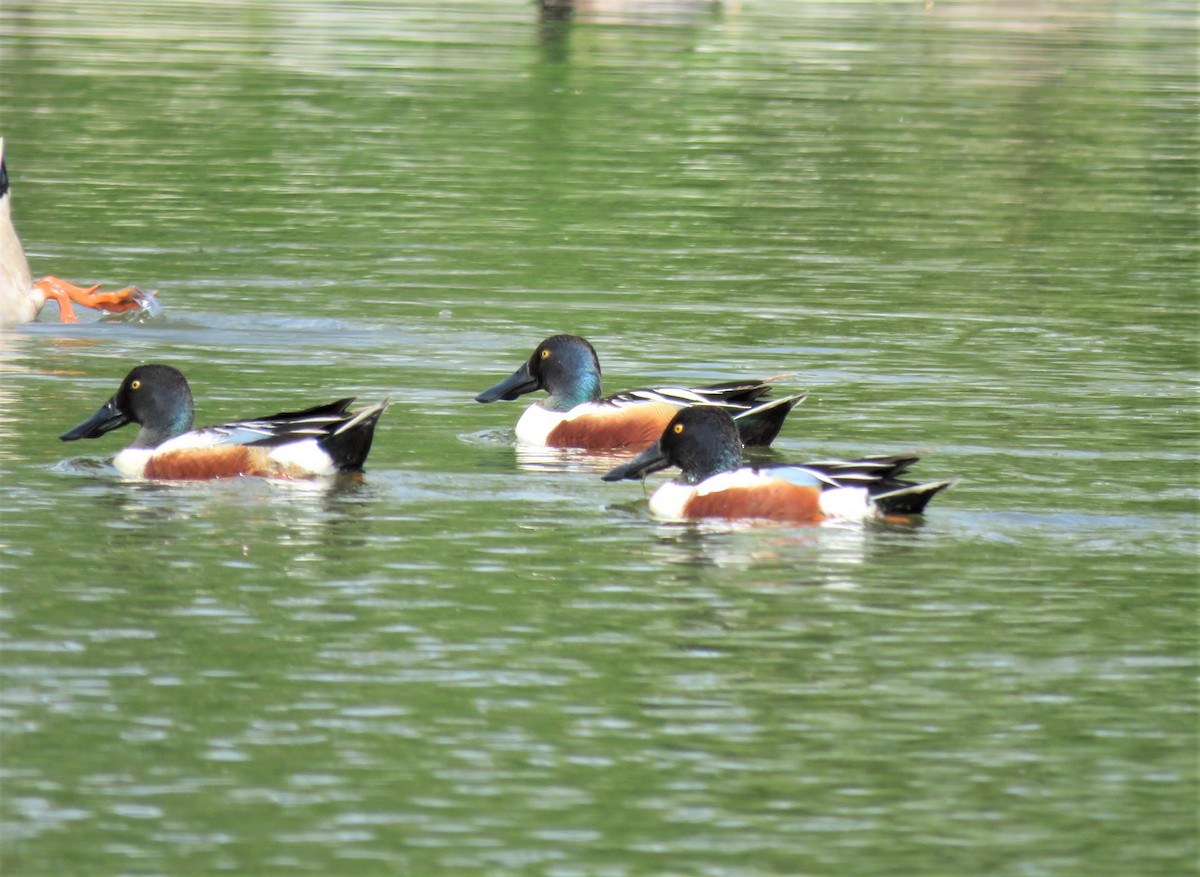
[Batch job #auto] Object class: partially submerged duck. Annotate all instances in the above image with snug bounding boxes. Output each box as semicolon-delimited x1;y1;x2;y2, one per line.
0;137;156;325
603;404;956;523
476;334;803;451
61;364;388;480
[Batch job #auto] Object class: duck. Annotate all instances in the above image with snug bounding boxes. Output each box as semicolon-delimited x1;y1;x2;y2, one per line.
602;404;956;523
475;334;804;451
0;137;156;326
60;364;388;480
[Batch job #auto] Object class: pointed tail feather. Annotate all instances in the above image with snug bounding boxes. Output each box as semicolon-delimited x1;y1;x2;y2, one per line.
872;477;957;517
319;399;389;471
732;393;806;447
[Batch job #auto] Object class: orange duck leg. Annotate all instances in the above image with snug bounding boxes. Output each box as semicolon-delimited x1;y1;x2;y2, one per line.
33;276;153;323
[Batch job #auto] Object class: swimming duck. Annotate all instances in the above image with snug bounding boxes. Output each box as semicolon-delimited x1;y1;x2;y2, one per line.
60;364;388;479
475;334;804;451
602;404;956;523
0;137;156;325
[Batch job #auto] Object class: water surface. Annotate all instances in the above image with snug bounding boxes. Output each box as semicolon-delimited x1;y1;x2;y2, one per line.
1;2;1196;874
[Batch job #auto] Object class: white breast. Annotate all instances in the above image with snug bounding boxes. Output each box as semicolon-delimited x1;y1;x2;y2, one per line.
113;448;154;478
647;482;695;520
514;403;570;445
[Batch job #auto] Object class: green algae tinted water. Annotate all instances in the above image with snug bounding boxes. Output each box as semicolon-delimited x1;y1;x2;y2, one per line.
1;2;1195;874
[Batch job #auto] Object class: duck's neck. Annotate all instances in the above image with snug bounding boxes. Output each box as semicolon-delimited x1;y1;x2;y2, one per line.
131;407;193;448
544;369;602;411
681;444;742;485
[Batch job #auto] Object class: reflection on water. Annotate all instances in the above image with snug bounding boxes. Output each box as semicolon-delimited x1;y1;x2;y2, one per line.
0;332;29;447
514;441;635;475
538;0;733;25
642;515;931;581
43;467;381;566
462;427;658;475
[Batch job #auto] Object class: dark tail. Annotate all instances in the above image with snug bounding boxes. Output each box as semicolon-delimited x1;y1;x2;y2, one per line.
733;393;806;447
872;478;957;517
319;400;389;471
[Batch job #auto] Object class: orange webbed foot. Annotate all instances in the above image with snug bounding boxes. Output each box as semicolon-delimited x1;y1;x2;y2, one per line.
34;276;156;322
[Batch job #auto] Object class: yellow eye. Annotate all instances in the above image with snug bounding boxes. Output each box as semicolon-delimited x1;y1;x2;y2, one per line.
540;349;551;360
131;380;142;390
673;423;684;434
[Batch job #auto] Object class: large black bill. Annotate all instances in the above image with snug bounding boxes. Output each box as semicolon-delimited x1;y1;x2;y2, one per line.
475;361;539;403
601;441;671;482
60;395;130;441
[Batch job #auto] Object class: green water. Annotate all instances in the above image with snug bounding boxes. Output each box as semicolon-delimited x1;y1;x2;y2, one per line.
1;2;1196;874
